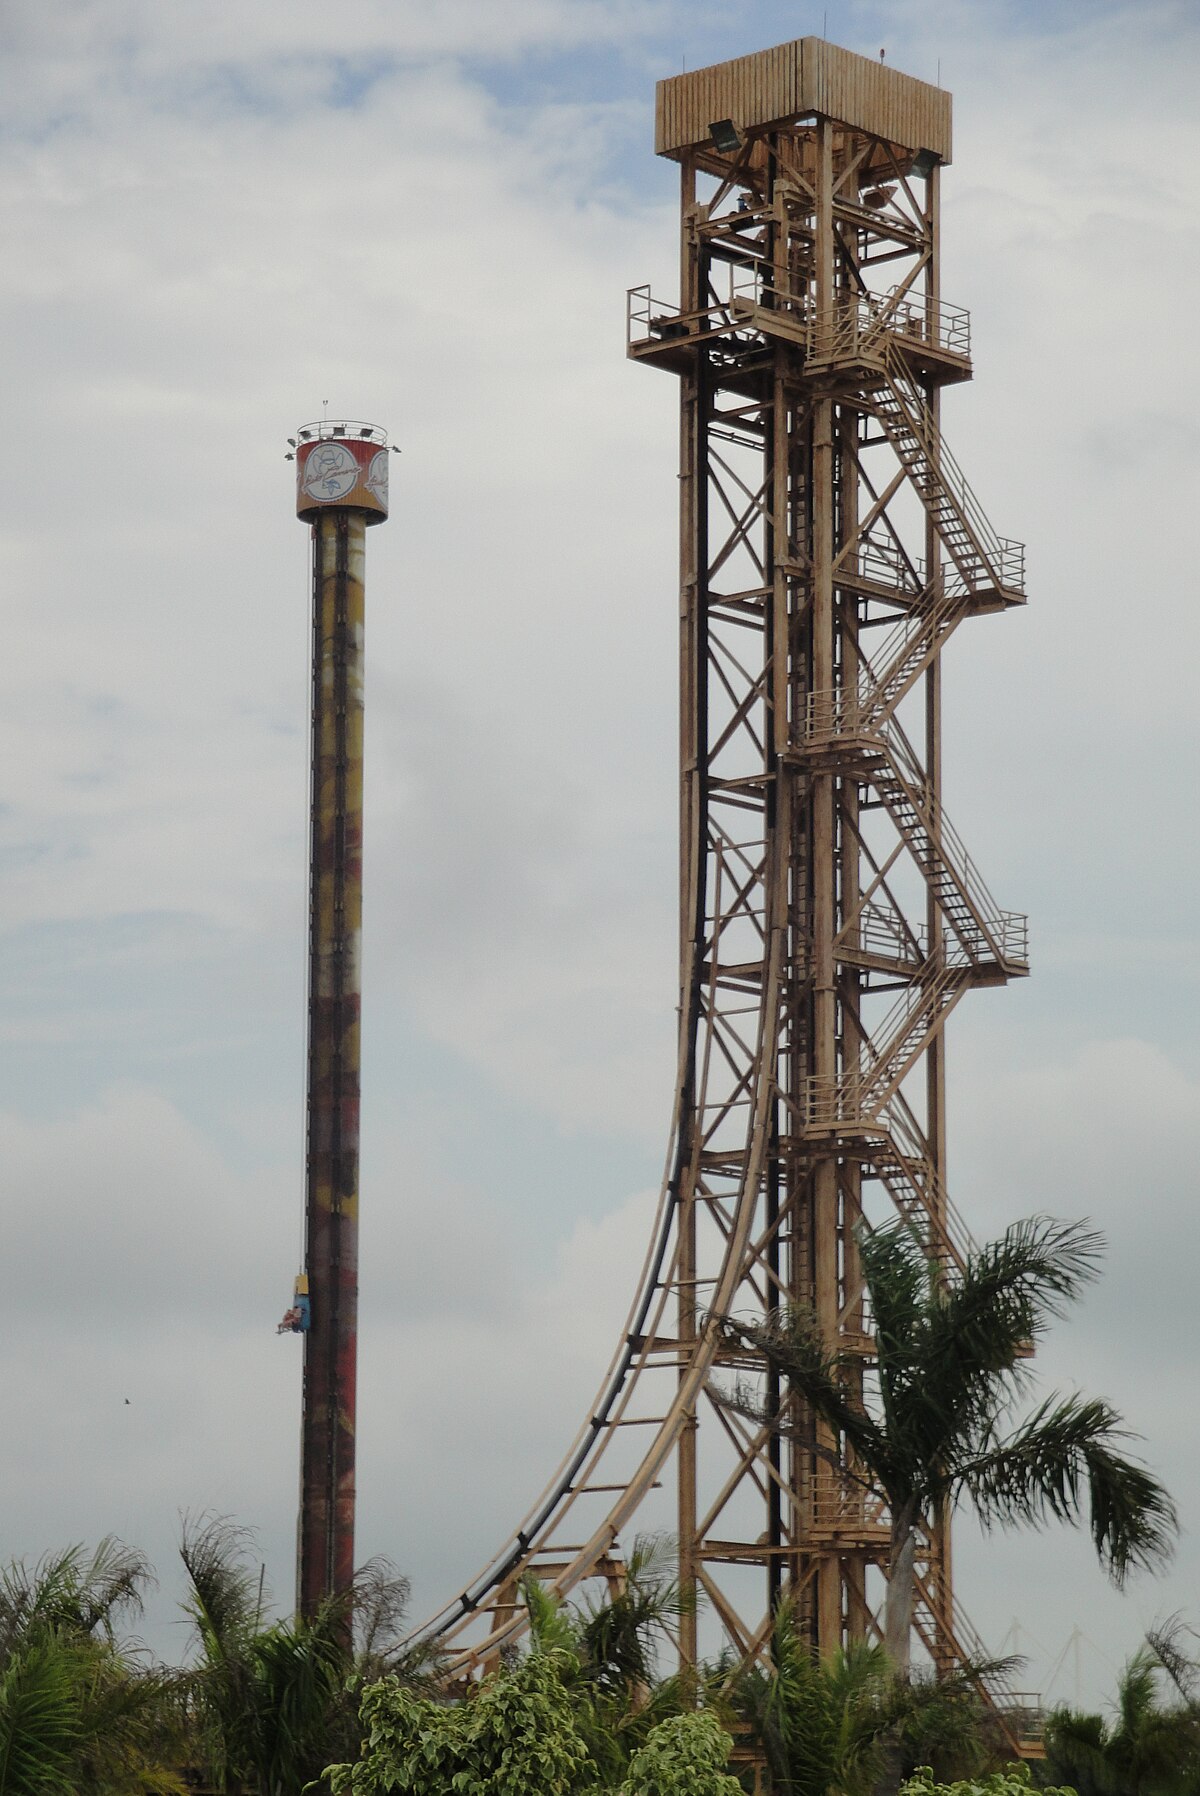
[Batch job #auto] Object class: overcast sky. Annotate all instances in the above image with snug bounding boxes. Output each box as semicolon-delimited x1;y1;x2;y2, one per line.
1;0;1197;1712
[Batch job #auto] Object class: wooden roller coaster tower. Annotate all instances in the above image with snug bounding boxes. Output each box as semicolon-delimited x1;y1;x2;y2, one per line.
411;36;1029;1716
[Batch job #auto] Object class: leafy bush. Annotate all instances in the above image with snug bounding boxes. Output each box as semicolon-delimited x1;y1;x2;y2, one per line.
322;1649;591;1796
617;1711;742;1796
901;1762;1076;1796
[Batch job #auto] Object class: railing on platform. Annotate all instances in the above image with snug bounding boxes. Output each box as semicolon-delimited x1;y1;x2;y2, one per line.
850;898;926;965
627;267;804;352
629;278;971;369
809;287;971;364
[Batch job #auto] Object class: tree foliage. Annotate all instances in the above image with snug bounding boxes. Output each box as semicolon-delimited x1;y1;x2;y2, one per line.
717;1218;1176;1664
322;1649;592;1796
322;1544;730;1796
616;1712;742;1796
322;1652;744;1796
1043;1647;1200;1796
519;1538;712;1788
180;1514;415;1796
902;1765;1075;1796
0;1540;183;1796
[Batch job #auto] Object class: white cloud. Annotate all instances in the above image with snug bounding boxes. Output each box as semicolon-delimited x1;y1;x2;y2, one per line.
0;0;679;125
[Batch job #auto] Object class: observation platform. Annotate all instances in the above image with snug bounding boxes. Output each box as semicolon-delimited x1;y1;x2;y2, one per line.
627;286;973;390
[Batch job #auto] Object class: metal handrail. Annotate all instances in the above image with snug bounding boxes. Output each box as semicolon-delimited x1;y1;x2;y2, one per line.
295;418;387;446
806;954;966;1128
810;287;971;364
881;1092;977;1257
885;722;1029;965
631;277;972;369
855;535;924;591
805;688;1029;972
876;340;1026;593
852;899;926;963
627;269;813;354
626;284;743;349
806;582;966;740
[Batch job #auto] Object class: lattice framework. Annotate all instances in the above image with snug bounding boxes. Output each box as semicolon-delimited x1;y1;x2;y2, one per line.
408;39;1030;1740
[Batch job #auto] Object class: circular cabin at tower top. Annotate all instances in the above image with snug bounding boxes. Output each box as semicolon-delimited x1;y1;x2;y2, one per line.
294;421;389;524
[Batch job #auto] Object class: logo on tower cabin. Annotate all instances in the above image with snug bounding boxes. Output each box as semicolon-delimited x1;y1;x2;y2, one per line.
365;449;389;507
302;441;359;502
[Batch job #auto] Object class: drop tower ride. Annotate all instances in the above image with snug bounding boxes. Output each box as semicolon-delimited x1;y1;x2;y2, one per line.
291;421;390;1617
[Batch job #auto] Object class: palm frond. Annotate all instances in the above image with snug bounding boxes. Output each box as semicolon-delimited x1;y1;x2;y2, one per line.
74;1649;187;1796
0;1636;82;1796
854;1224;986;1508
577;1534;691;1695
248;1616;356;1787
0;1549;80;1653
735;1601;835;1796
856;1224;929;1368
1115;1649;1162;1741
1046;1647;1200;1796
714;1309;894;1500
958;1393;1177;1582
890;1220;1102;1497
1042;1706;1118;1796
1146;1615;1200;1703
887;1663;993;1782
73;1538;154;1640
179;1514;262;1653
351;1557;411;1672
522;1576;582;1664
0;1542;147;1652
734;1613;908;1796
930;1219;1104;1375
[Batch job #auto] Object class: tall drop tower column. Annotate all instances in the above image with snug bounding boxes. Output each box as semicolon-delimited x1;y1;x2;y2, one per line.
293;421;389;1617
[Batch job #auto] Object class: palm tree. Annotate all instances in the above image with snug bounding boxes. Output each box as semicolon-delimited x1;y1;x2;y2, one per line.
733;1605;891;1796
0;1540;183;1795
1043;1648;1200;1796
180;1515;416;1795
732;1600;996;1796
572;1536;692;1702
716;1217;1176;1670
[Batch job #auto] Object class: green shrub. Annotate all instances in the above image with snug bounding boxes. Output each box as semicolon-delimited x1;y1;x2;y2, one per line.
617;1711;742;1796
901;1762;1076;1796
322;1650;591;1796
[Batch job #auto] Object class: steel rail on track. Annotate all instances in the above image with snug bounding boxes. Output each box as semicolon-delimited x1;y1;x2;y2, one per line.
408;910;788;1665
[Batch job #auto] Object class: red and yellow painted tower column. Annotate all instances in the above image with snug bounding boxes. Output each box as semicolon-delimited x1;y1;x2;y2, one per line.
292;421;389;1617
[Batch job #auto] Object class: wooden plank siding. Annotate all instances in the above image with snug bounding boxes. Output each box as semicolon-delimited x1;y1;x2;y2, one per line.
655;37;951;164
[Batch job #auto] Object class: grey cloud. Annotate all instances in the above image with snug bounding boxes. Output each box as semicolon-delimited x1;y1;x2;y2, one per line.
1;0;1197;1710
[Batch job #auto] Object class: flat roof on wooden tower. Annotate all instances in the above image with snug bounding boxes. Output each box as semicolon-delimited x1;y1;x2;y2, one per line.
655;36;952;163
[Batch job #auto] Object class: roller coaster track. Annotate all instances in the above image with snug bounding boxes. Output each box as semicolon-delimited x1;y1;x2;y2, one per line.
409;622;791;1665
404;62;1038;1754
